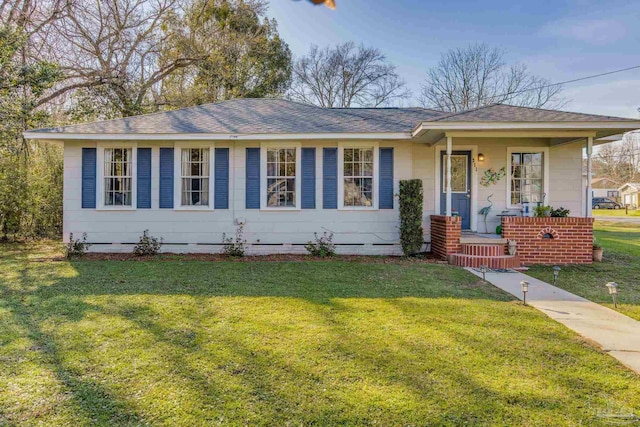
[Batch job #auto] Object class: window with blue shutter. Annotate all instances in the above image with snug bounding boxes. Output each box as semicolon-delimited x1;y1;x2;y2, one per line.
379;147;394;209
246;148;260;209
159;147;174;209
215;148;229;209
301;147;316;209
323;148;337;209
81;148;96;209
137;148;152;209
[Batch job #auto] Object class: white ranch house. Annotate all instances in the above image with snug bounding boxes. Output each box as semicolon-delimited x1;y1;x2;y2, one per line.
25;99;640;263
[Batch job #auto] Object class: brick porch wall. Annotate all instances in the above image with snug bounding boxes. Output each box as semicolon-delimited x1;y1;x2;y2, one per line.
430;215;462;260
501;217;594;265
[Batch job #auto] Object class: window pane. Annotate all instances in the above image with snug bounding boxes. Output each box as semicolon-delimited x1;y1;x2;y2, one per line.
104;148;132;206
181;148;209;206
267;149;276;162
265;148;297;207
344;149;353;162
511;152;544;206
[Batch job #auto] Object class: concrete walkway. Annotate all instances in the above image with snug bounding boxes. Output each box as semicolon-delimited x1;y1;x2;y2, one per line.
467;268;640;374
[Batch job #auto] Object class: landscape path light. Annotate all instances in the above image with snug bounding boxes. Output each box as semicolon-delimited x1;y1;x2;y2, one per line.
480;265;488;281
552;266;561;286
605;282;618;309
520;280;529;306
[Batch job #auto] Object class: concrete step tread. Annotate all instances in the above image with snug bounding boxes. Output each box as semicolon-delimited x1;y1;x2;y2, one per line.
460;237;508;244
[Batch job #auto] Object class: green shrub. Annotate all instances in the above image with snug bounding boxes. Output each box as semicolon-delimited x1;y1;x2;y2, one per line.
550;207;570;217
133;230;162;256
66;232;90;258
533;205;551;217
305;232;336;257
222;223;248;257
398;179;424;256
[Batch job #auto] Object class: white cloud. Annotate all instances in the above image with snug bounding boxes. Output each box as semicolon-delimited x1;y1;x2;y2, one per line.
540;18;627;45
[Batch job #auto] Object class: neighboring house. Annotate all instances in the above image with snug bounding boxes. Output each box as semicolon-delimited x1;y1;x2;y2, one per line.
25;99;640;259
619;183;640;208
591;177;621;201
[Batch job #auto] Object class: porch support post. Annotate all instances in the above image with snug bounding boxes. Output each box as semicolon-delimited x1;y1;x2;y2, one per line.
586;136;593;217
445;135;452;216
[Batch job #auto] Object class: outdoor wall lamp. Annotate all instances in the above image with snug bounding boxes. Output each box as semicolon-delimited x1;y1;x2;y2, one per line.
478;153;485;162
605;282;618;309
552;266;561;286
520;280;529;305
480;265;488;281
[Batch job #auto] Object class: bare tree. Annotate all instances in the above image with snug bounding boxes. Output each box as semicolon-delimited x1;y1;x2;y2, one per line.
43;0;203;117
594;132;640;183
288;42;410;108
420;43;566;112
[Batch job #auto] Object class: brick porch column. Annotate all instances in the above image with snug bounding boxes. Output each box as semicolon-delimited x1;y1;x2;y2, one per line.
430;215;462;260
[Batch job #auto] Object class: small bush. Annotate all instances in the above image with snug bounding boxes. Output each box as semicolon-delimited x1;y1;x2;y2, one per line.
398;179;424;256
66;232;90;258
222;223;248;257
133;230;162;256
550;207;570;217
305;232;336;257
533;205;551;217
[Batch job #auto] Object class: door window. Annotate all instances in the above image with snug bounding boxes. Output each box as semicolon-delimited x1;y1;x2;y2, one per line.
443;154;468;193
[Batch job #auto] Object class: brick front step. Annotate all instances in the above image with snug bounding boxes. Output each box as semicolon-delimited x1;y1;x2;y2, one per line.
448;253;521;269
460;243;506;256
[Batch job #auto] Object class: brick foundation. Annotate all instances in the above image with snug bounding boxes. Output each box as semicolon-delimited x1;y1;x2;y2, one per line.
501;217;594;265
430;215;461;260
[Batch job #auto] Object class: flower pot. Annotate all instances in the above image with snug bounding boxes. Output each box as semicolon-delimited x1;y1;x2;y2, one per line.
593;247;603;262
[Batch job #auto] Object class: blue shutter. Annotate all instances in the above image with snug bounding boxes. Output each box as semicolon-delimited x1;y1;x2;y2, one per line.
159;147;174;209
246;148;260;209
301;147;316;209
137;148;152;209
379;147;394;209
215;148;229;209
81;148;96;209
323;148;337;209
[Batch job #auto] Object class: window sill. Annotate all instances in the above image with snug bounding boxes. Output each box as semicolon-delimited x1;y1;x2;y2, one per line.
260;207;301;212
173;206;214;211
338;207;379;211
96;206;136;211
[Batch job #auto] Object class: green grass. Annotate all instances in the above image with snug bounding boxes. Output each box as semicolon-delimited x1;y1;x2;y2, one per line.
1;243;639;426
592;209;640;217
528;221;640;321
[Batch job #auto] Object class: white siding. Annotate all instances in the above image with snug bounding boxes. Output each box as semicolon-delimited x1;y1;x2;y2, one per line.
64;137;586;253
64;140;410;254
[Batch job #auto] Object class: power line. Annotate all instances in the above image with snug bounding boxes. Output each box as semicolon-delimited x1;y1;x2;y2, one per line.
430;64;640;111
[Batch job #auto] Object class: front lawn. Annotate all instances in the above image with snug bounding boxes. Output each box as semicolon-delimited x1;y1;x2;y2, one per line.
1;243;639;426
528;221;640;321
592;208;640;217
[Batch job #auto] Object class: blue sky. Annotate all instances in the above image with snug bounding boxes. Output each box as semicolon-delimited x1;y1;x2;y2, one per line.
266;0;640;118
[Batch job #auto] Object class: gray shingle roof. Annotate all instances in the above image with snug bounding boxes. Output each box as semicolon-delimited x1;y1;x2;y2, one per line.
31;98;443;135
28;99;638;136
433;104;637;122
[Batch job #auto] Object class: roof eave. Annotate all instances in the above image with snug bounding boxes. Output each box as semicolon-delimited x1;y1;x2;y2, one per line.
412;121;640;138
23;131;413;141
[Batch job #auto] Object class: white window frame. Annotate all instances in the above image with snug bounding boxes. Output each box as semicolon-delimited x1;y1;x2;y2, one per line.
260;142;302;210
338;141;379;210
96;142;137;211
173;141;215;211
506;146;550;209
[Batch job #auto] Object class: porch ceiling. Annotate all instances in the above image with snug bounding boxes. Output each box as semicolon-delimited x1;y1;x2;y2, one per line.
414;127;637;146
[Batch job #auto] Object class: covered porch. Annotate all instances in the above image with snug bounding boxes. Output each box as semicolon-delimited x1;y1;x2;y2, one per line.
412;110;639;265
